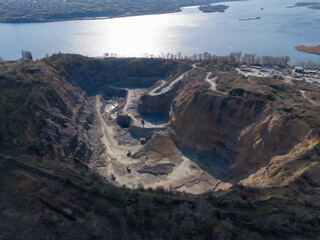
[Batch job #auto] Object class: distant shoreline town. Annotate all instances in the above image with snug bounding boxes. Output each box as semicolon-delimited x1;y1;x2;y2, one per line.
0;0;241;23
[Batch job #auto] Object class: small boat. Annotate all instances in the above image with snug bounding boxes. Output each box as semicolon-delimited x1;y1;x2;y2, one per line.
239;17;261;21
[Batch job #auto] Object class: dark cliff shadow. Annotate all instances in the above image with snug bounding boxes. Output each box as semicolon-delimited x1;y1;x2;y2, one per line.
179;147;235;183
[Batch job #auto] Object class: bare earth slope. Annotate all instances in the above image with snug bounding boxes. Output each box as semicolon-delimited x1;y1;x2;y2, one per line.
170;70;320;187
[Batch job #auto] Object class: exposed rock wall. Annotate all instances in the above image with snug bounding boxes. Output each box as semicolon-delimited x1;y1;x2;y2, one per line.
45;54;191;94
138;92;173;116
169;88;314;181
0;61;94;163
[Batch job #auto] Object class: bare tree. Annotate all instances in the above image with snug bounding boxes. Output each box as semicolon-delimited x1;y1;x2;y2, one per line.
138;196;154;216
21;50;33;61
196;201;213;223
242;53;256;66
203;52;211;60
179;202;192;217
306;60;320;69
192;54;198;61
180;215;195;238
229;52;242;63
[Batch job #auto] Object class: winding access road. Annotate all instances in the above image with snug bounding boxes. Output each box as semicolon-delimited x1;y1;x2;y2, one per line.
300;90;320;106
204;72;227;95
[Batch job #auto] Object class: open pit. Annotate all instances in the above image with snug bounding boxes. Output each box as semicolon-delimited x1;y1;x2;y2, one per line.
82;59;320;194
89;66;232;194
3;55;320;239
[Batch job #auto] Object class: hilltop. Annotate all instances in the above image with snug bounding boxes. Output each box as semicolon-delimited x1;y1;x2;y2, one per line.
1;54;320;239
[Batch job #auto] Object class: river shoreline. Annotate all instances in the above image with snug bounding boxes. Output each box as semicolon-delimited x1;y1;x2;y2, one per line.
0;0;241;24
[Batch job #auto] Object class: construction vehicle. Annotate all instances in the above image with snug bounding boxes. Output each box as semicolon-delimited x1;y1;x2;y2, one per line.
140;137;146;144
127;166;131;173
110;173;116;181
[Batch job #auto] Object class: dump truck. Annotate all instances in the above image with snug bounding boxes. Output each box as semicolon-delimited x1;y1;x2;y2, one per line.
110;173;116;181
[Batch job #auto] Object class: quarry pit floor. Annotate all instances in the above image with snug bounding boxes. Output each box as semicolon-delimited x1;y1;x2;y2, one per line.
89;70;233;194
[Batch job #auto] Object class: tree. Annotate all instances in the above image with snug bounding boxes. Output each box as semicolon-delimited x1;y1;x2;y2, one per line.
138;196;154;216
21;50;33;61
196;201;213;223
242;53;256;66
203;52;210;60
229;52;242;63
179;202;192;217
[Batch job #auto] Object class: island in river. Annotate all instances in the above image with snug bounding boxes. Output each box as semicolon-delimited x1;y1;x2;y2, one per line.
296;45;320;56
198;4;229;13
0;0;237;23
287;2;320;9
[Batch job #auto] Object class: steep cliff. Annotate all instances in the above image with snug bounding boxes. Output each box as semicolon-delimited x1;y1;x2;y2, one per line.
44;54;191;93
169;71;320;185
0;60;94;163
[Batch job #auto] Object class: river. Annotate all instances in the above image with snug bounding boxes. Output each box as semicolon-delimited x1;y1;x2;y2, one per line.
0;0;320;63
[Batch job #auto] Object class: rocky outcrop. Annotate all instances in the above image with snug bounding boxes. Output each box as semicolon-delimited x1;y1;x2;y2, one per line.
137;163;175;175
44;54;191;94
0;61;94;163
169;84;316;183
138;92;173;116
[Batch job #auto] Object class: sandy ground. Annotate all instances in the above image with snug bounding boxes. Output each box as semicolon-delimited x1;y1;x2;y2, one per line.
90;70;232;194
149;64;196;96
123;88;166;128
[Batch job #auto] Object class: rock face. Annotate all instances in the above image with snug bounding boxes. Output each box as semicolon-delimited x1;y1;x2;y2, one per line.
116;113;132;128
44;54;191;94
0;60;94;163
137;163;175;175
169;73;319;184
138;92;173;116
